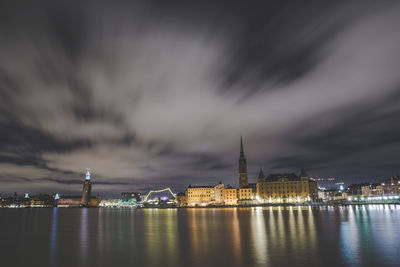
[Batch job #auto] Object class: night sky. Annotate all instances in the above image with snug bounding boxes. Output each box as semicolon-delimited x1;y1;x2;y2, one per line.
1;1;400;196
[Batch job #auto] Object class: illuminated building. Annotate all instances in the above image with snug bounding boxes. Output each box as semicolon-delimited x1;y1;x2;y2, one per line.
375;186;384;195
99;199;123;207
2;193;31;207
214;183;225;204
257;168;318;203
238;188;253;205
359;177;400;198
333;192;348;201
30;194;56;207
362;185;385;197
186;185;215;206
223;187;238;205
175;192;187;207
361;185;371;196
248;183;257;197
57;169;100;207
81;169;92;206
57;196;82;207
238;136;249;188
381;176;400;195
185;183;245;206
238;188;252;200
121;192;142;203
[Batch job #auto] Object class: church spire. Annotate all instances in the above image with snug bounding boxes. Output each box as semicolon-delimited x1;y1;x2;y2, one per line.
240;136;244;157
238;136;248;188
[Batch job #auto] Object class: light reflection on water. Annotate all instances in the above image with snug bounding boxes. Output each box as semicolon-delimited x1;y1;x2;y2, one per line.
49;207;58;267
79;208;88;267
251;207;268;265
1;205;400;267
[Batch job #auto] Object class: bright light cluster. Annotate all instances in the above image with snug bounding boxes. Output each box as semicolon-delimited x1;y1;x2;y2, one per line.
350;195;400;202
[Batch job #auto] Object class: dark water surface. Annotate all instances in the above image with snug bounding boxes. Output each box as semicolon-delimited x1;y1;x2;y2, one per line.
1;205;400;267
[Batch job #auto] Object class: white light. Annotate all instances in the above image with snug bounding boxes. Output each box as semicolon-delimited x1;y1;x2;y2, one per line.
85;168;91;180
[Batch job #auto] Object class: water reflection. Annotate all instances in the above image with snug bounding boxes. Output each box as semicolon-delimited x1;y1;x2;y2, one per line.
340;207;360;266
339;205;400;267
49;208;58;266
79;208;88;267
232;208;242;265
143;209;179;266
1;205;400;267
251;207;268;265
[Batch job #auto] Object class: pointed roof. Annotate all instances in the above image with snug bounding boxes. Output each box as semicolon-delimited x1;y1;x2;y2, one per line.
240;136;245;157
258;167;265;179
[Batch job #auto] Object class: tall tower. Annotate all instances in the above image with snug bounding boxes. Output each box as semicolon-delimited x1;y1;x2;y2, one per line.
81;168;92;206
238;136;249;188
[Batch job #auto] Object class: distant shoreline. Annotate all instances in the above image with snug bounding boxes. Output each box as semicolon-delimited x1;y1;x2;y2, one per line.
135;203;400;209
1;202;399;209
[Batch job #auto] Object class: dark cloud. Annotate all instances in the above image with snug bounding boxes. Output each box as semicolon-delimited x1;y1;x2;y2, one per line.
219;2;358;94
1;0;400;195
39;177;129;186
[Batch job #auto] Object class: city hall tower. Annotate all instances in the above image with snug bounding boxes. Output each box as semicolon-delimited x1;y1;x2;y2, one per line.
81;169;92;206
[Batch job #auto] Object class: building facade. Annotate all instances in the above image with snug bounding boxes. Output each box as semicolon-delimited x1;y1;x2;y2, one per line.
361;185;371;196
175;193;187;207
381;177;400;195
56;197;82;207
214;183;225;204
223;187;238;205
257;169;318;203
238;188;253;200
362;185;385;196
186;185;215;206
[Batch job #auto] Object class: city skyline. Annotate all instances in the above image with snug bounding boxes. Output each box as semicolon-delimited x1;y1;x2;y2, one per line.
2;1;400;196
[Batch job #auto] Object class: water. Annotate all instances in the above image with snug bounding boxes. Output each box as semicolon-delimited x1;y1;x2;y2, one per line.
1;205;400;267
